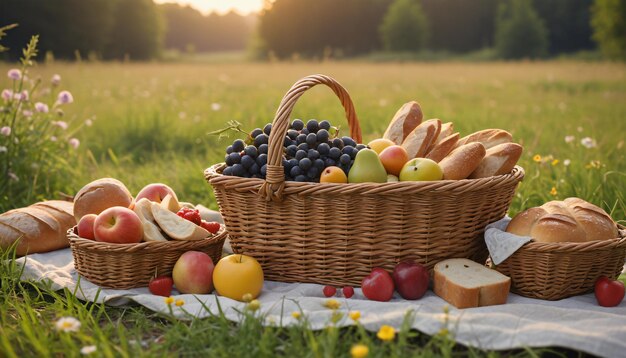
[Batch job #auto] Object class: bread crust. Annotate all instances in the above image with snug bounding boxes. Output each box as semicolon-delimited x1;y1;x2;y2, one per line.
383;101;423;144
425;132;459;163
401;119;441;159
455;129;512;150
73;178;133;221
506;198;618;243
439;142;486;180
469;143;523;178
435;122;454;144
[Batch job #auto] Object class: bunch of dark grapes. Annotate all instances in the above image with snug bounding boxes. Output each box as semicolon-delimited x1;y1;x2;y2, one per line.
222;119;366;182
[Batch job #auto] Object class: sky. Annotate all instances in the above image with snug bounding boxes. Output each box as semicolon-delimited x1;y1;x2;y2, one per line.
154;0;265;15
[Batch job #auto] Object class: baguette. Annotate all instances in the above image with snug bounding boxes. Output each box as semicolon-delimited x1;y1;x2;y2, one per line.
468;143;522;178
455;129;512;150
0;201;75;256
439;142;486;180
383;101;423;144
435;122;454;144
401;119;441;159
425;132;459;163
433;258;511;309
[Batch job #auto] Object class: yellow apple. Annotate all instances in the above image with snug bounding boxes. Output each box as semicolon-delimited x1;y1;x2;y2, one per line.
368;138;395;154
213;254;264;301
399;158;443;181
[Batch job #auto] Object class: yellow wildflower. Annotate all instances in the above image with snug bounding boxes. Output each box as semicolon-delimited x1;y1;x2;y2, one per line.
550;187;557;196
242;293;253;303
533;154;542;162
247;299;260;311
349;311;361;321
377;325;396;341
324;299;341;310
291;311;301;320
551;159;559;166
164;296;174;305
350;344;369;358
175;299;185;307
438;328;450;337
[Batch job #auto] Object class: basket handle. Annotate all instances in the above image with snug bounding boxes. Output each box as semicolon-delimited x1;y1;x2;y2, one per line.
260;74;362;202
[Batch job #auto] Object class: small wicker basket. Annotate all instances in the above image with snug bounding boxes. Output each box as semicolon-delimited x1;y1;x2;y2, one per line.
205;74;525;287
495;226;626;300
68;227;227;289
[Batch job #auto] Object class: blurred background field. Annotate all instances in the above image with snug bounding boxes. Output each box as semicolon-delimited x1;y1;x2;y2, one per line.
1;60;624;219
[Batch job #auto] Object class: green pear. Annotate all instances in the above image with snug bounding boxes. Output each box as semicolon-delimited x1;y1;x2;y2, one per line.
348;148;388;183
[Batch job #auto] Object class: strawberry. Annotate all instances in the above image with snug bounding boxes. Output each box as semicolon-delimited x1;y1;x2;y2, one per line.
342;286;354;299
177;208;202;226
323;285;336;297
149;276;173;297
200;221;221;234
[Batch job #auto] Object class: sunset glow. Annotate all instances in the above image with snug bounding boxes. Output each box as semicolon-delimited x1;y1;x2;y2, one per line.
154;0;265;15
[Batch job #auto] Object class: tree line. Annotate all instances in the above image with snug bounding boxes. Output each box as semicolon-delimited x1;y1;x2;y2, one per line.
0;0;624;61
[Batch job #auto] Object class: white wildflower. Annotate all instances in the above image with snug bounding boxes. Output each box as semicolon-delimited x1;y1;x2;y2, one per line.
581;137;596;149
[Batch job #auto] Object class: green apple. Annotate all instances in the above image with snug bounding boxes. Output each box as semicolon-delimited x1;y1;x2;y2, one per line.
399;158;443;181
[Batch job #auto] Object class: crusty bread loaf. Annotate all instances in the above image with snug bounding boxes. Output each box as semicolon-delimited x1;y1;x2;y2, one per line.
455;129;512;150
425;132;459;163
73;178;133;221
0;201;76;256
506;198;618;243
383;101;423;144
401;119;441;159
468;143;523;178
438;142;486;180
435;122;454;144
433;258;511;309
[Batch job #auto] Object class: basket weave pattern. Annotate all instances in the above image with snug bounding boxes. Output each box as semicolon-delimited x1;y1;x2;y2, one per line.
495;227;626;300
68;227;226;289
206;74;525;286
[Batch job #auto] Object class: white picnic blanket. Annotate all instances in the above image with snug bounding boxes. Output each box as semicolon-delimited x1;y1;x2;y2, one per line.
17;248;626;357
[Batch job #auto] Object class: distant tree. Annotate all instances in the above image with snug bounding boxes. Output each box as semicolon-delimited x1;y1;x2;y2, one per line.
591;0;626;60
106;0;163;60
495;0;548;59
379;0;429;51
532;0;595;55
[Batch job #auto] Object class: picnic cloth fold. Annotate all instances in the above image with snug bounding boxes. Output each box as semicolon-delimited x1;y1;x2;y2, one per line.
17;248;626;357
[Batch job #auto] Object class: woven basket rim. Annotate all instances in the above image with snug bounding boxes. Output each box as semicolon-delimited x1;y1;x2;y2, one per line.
67;226;226;253
205;162;525;193
503;224;626;254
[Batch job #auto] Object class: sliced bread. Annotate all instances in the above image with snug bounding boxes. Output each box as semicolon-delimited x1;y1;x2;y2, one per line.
433;258;511;309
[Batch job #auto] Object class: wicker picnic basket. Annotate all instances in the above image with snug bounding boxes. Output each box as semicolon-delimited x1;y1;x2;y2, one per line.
495;225;626;300
205;74;525;286
68;226;226;289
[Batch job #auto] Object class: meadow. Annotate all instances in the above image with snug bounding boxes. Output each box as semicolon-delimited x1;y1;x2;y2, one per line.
1;60;625;356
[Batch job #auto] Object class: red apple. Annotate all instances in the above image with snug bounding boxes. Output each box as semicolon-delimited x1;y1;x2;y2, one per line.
135;183;178;203
379;145;409;176
77;213;97;240
173;251;215;294
595;276;625;307
361;267;395;302
393;261;429;300
94;206;143;244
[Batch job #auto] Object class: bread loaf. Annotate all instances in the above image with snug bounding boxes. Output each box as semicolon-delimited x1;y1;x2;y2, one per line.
438;142;486;180
401;119;441;159
468;143;523;178
0;200;76;256
73;178;133;221
383;101;423;144
435;122;454;144
433;258;511;309
506;198;618;243
455;129;512;150
425;132;459;163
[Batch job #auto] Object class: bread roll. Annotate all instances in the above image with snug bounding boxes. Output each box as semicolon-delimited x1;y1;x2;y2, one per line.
383;101;423;144
455;129;512;150
425;132;459;163
435;122;454;144
0;201;76;256
438;142;486;180
401;119;441;159
73;178;133;221
468;143;522;178
506;198;618;243
434;258;511;309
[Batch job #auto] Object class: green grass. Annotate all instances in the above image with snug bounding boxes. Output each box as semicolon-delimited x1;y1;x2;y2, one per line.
1;60;625;356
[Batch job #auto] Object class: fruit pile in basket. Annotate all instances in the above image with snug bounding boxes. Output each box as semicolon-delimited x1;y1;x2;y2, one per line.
73;178;221;243
220;101;524;184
